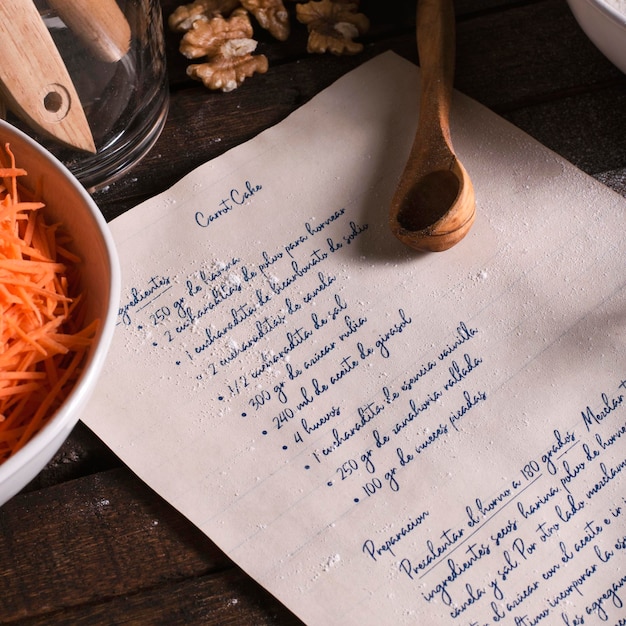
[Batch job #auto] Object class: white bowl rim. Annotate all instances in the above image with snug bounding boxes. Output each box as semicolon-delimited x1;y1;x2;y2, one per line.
584;0;626;26
0;119;121;490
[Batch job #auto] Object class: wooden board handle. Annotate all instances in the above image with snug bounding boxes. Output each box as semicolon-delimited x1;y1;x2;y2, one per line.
48;0;131;63
0;0;95;152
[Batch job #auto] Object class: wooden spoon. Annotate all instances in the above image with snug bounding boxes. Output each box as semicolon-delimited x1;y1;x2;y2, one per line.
389;0;475;252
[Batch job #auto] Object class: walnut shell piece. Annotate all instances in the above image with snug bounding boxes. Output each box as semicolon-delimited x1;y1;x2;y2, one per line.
296;0;369;55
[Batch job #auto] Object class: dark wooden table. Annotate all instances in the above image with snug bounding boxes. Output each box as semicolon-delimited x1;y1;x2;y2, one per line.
2;0;625;623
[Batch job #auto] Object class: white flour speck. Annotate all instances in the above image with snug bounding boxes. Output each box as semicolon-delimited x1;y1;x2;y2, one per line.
322;554;341;572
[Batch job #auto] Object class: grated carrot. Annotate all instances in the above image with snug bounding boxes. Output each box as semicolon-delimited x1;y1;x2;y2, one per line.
0;143;98;462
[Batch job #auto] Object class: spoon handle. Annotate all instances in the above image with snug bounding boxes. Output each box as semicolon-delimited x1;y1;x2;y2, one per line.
416;0;456;149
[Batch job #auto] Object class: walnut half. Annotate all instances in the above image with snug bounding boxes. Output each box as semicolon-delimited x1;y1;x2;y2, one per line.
181;10;269;91
179;7;254;58
241;0;290;41
187;43;269;92
169;0;369;92
296;0;369;55
168;0;241;32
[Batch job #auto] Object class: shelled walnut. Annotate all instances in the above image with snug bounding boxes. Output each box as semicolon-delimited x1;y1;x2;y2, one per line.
187;44;269;91
169;0;242;31
240;0;290;41
295;0;369;55
169;0;369;91
179;8;254;58
176;8;268;92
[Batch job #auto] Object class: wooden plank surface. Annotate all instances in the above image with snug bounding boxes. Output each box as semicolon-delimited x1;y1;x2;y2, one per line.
1;0;625;623
2;467;302;624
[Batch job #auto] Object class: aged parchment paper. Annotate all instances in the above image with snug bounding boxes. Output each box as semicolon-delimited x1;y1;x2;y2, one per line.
85;53;626;625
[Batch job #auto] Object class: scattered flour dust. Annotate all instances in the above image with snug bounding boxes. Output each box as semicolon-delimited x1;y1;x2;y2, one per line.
469;268;488;283
322;553;341;571
308;553;342;582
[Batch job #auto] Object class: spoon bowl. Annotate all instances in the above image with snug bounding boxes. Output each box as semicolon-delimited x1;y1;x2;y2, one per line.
393;156;475;252
389;0;476;252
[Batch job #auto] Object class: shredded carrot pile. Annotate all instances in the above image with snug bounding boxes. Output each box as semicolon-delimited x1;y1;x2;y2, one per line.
0;143;98;462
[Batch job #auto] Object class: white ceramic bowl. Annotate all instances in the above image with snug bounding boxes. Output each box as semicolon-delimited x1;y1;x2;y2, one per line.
567;0;626;74
0;120;120;506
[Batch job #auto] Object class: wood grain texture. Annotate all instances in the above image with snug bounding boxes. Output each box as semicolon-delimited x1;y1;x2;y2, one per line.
1;468;303;624
0;0;95;152
1;1;625;623
47;0;131;62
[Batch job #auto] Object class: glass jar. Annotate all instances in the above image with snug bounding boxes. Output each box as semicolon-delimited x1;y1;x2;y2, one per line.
8;0;169;191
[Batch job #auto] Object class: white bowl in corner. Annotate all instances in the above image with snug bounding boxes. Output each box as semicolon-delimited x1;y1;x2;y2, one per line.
0;120;121;507
567;0;626;74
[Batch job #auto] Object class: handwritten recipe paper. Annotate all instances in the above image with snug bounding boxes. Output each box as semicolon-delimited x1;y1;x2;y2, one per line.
84;52;626;625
